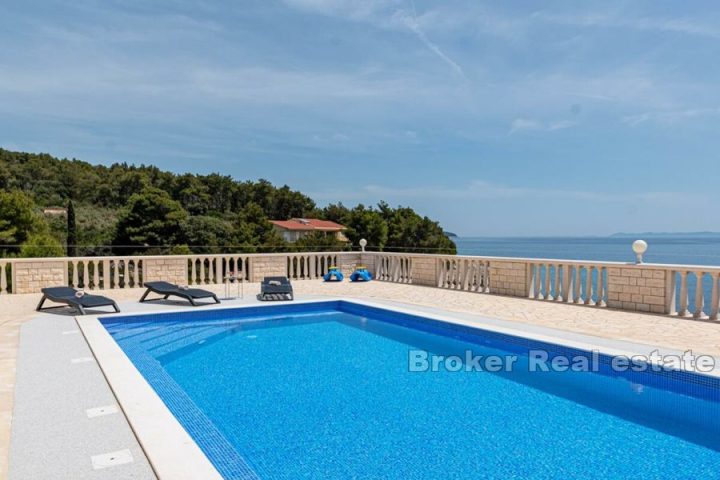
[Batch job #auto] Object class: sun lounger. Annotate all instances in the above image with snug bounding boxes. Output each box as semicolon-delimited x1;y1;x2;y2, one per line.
36;287;120;315
139;281;220;306
260;276;294;301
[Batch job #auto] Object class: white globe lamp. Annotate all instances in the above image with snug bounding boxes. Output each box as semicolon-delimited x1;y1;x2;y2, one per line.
359;238;368;252
632;240;648;264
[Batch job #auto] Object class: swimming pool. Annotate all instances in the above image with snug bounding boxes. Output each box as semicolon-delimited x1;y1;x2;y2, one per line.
98;301;720;479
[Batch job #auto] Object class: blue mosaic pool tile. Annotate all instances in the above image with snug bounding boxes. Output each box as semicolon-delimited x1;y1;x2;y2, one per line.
112;327;264;479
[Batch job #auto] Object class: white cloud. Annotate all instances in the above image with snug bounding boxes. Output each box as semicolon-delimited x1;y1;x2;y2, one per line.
509;118;576;134
548;120;576;131
283;0;465;77
509;118;541;133
281;0;400;19
394;8;465;78
535;12;720;39
311;180;695;207
622;107;720;126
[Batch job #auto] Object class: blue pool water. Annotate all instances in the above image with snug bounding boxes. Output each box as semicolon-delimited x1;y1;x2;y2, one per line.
103;302;720;479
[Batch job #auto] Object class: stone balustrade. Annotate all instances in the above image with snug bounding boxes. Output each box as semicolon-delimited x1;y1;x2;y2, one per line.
1;251;720;321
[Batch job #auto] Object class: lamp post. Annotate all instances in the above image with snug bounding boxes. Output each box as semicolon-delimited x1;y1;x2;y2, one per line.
359;238;367;253
632;240;648;264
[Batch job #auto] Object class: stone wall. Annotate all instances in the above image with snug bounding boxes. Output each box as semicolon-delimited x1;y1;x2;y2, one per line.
143;258;188;285
606;267;667;314
360;253;377;277
337;253;362;277
13;261;67;294
411;257;438;286
249;256;288;282
488;260;528;297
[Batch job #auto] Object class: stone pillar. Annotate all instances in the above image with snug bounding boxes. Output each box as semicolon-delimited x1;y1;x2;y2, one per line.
337;253;362;277
606;266;667;314
13;260;68;294
410;256;437;286
360;253;377;277
488;260;527;297
143;258;189;285
249;256;288;282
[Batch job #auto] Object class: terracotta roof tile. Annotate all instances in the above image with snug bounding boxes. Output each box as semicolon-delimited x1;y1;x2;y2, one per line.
269;218;346;231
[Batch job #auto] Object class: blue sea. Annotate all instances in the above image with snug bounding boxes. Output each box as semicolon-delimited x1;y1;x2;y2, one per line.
455;236;720;266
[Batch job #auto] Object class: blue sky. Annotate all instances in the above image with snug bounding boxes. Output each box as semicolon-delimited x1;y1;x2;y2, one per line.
1;1;719;236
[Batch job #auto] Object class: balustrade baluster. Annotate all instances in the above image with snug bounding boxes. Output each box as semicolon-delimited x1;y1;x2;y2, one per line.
584;266;594;305
213;258;220;284
573;266;582;303
80;261;88;288
111;260;118;288
538;263;552;300
710;274;720;321
694;272;705;319
595;267;605;306
0;262;7;294
72;261;79;287
133;260;140;287
102;259;110;289
678;271;689;316
92;261;99;289
483;261;491;293
468;261;475;291
533;264;541;299
563;266;573;303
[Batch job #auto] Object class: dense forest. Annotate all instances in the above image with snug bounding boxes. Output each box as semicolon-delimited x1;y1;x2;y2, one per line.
0;148;456;257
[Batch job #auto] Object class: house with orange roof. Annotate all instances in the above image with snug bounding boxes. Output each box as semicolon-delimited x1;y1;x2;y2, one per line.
269;218;349;243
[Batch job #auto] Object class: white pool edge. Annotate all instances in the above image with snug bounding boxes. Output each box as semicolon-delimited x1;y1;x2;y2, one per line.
77;297;720;479
77;315;224;480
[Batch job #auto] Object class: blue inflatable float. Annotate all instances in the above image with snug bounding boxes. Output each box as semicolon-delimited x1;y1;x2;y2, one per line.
323;266;344;282
350;265;373;282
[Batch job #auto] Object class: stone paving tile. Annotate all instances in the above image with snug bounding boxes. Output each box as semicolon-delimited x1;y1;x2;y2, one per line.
1;280;720;476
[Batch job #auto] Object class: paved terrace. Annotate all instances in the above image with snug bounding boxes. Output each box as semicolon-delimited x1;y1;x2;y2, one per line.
2;280;720;477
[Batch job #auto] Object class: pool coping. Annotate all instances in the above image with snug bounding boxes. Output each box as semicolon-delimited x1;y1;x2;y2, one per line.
77;297;720;479
78;313;223;480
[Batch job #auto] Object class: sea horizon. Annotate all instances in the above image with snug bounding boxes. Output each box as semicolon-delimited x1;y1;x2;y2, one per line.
454;235;720;267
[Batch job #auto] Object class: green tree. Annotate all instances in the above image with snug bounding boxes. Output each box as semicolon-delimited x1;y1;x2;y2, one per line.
0;148;457;256
232;202;287;252
344;204;388;250
113;187;188;253
75;206;117;256
67;200;77;257
322;203;350;224
269;185;316;219
379;203;456;254
174;174;210;215
294;231;348;252
180;216;235;254
20;233;65;258
0;190;44;254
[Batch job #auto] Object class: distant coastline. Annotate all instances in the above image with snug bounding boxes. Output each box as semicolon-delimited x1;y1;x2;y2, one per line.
610;232;720;238
454;236;720;266
450;232;720;240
